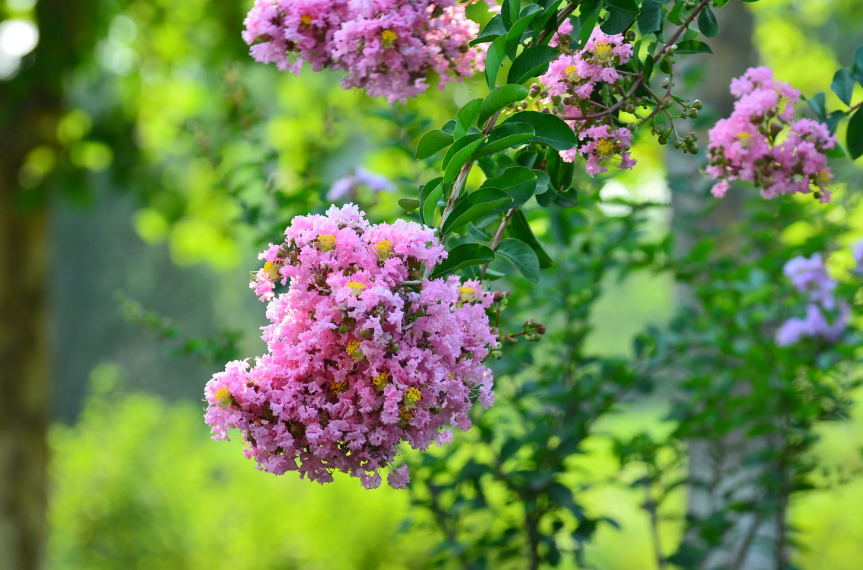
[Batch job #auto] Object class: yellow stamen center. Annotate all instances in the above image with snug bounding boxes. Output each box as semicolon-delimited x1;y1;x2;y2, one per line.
332;380;348;393
347;281;366;296
381;29;398;47
565;65;579;81
399;406;414;421
815;169;830;186
372;372;388;389
300;14;312;26
214;386;232;407
596;139;616;157
594;42;613;60
374;239;394;261
263;261;281;281
318;234;336;252
404;387;422;406
736;132;752;147
347;339;363;359
458;285;476;302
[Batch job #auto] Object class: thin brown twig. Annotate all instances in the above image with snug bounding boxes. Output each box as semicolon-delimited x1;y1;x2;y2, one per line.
480;207;516;279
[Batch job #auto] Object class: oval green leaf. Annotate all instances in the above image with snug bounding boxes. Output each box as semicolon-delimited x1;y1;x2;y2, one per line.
486;35;509;90
507;45;560;85
431;243;496;278
455;98;484;139
416;130;453;160
442;188;511;234
503;111;577;150
478;84;529;127
474;123;535;158
495;238;540;282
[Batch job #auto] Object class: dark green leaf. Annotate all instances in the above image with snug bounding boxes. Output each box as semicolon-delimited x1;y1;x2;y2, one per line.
675;40;713;55
604;0;638;12
442;188;511;234
470;14;507;46
697;5;719;37
443;136;486;186
503;111;577;150
668;1;685;25
807;92;827;121
643;53;655;82
495;238;540;281
419;178;443;226
478;84;529;126
507;45;560;85
501;0;520;29
601;6;638;35
481;166;537;212
474;123;535;158
398;198;420;213
826;110;844;134
831;67;855;106
848;107;863;160
574;8;601;49
506;4;543;60
455;99;484;139
853;44;863;85
416;130;453;160
507;209;554;268
486;35;508;90
431;243;496;278
638;0;661;35
442;134;485;170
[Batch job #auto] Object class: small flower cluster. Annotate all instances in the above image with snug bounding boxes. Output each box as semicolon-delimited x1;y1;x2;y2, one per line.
775;252;850;346
538;25;636;176
208;205;498;489
242;0;486;103
707;67;838;203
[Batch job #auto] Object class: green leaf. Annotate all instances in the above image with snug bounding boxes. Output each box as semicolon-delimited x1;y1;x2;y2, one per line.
853;44;863;85
601;6;638;35
507;209;554;268
507;45;560;85
481;166;537;212
506;4;543;60
416;129;453;160
470;14;507;46
675;40;713;55
638;0;661;35
478;84;529;127
398;198;420;213
474;123;535;158
486;35;508;90
825;110;845;134
419;178;443;226
503;111;577;150
455;98;484;139
442;188;511;234
431;243;496;278
495;238;540;281
807;92;827;121
604;0;638;11
443;137;486;186
697;5;719;37
668;1;686;25
442;134;485;170
575;8;601;49
848;107;863;160
501;0;520;29
831;68;855;107
643;53;655;82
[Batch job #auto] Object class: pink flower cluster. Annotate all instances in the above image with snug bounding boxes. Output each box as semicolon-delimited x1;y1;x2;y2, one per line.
707;67;838;203
242;0;486;103
207;205;498;489
776;253;849;346
539;26;637;175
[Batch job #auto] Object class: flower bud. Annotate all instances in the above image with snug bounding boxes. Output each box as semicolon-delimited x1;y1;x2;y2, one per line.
536;324;546;334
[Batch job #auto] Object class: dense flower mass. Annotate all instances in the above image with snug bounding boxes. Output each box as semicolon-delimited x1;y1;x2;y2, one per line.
776;253;849;346
242;0;487;102
206;205;498;489
539;26;636;175
707;67;838;203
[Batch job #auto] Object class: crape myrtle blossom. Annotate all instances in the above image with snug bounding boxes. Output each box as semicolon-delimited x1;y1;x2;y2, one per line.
209;205;498;489
776;252;850;346
243;0;487;103
539;27;637;175
707;67;838;203
327;166;395;202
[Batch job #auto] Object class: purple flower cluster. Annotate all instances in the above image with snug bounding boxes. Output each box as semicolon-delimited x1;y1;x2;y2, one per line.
707;67;838;203
775;253;849;346
327;166;395;202
243;0;487;103
207;205;498;489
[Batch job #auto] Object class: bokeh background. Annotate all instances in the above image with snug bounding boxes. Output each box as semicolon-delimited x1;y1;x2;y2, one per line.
1;0;862;568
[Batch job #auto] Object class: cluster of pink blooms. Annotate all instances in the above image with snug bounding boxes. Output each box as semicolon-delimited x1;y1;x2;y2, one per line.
242;0;487;103
775;252;851;346
540;24;636;176
205;205;498;489
707;67;838;203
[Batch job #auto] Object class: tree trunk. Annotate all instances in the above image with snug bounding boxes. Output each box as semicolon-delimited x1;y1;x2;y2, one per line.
0;166;50;570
